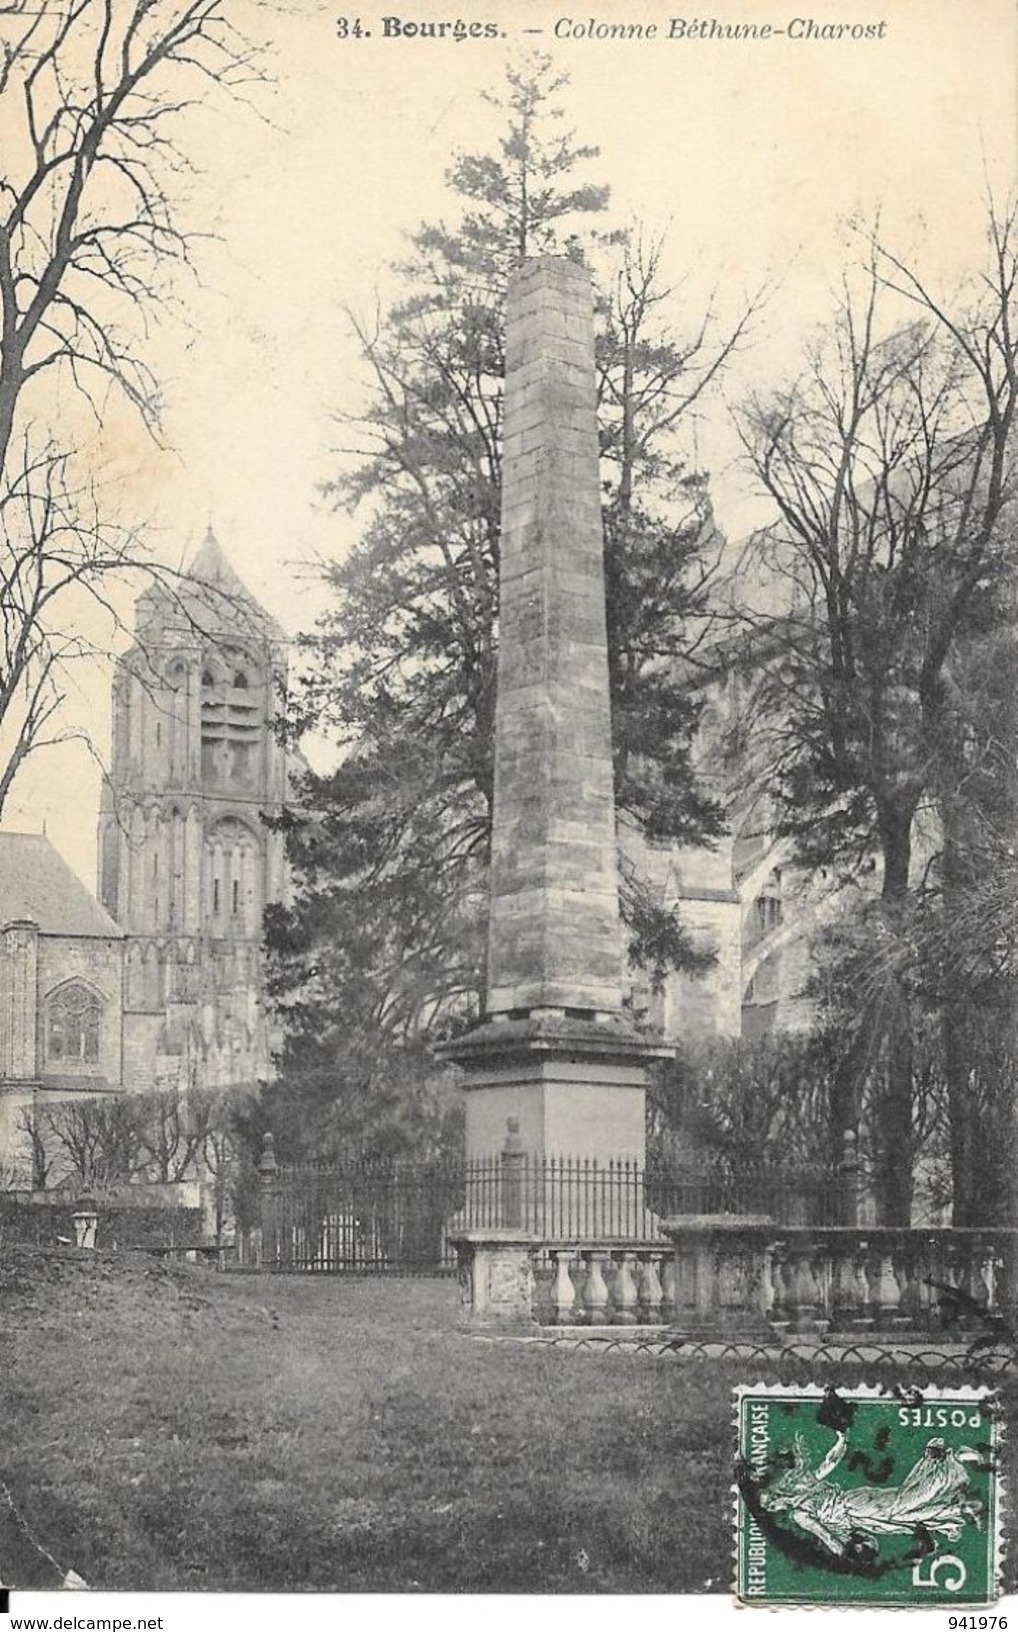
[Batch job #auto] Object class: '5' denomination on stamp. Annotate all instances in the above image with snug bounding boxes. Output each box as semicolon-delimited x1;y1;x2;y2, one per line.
735;1383;1002;1606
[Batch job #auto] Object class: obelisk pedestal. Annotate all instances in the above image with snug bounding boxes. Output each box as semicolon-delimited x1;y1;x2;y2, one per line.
443;259;671;1180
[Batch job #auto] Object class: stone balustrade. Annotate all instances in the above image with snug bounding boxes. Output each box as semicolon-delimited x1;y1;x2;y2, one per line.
451;1221;1018;1339
661;1220;1018;1341
534;1243;675;1326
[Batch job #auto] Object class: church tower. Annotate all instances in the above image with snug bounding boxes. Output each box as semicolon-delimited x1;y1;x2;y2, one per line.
98;531;288;1092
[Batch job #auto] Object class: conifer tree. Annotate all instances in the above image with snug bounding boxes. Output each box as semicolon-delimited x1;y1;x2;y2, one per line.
265;59;748;1155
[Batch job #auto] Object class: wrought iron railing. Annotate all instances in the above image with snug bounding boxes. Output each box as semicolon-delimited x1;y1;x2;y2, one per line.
252;1135;855;1273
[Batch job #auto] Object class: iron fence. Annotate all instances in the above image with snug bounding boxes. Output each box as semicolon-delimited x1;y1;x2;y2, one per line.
646;1163;856;1227
262;1157;464;1274
255;1148;855;1274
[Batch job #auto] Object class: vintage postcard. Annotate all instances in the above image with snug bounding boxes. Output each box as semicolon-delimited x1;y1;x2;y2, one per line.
1;0;1016;1622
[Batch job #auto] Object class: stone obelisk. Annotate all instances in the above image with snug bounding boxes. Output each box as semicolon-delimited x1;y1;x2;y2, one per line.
445;258;669;1165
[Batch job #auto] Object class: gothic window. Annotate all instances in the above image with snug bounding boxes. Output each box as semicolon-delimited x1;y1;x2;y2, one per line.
754;894;783;934
200;650;262;789
47;983;102;1064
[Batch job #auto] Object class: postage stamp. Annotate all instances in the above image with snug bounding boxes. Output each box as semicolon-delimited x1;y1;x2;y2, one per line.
735;1383;1003;1607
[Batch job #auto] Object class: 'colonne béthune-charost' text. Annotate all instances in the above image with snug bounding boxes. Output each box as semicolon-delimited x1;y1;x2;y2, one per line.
367;16;889;40
552;16;888;38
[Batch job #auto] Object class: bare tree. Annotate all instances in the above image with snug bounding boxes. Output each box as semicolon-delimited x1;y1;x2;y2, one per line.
200;1097;241;1242
136;1086;204;1182
0;0;269;807
0;0;266;460
733;208;1018;1223
43;1093;147;1185
0;439;147;811
16;1101;57;1189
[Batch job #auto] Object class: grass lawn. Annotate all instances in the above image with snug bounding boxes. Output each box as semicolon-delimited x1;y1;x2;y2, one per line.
2;1245;1014;1594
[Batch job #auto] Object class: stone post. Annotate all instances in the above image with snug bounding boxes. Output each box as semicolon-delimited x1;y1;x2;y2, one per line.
659;1216;777;1338
258;1130;281;1270
501;1116;526;1228
71;1195;99;1250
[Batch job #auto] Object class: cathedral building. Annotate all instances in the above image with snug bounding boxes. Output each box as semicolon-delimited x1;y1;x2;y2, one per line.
98;528;289;1091
0;532;289;1176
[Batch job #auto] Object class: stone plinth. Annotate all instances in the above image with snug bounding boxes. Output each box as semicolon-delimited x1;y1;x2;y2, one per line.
487;258;623;1018
449;1230;536;1328
449;1013;667;1164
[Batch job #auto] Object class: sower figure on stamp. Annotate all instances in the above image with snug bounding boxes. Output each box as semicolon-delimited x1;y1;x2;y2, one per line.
761;1431;985;1559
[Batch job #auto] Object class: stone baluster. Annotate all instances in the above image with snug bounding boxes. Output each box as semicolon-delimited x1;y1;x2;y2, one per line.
673;1242;698;1321
852;1245;874;1329
660;1251;679;1323
870;1250;904;1329
783;1239;822;1333
549;1249;578;1325
830;1240;864;1330
811;1242;832;1325
610;1252;640;1325
580;1251;610;1324
756;1244;778;1325
894;1242;919;1330
811;1243;832;1333
769;1240;792;1331
913;1250;938;1330
636;1252;664;1324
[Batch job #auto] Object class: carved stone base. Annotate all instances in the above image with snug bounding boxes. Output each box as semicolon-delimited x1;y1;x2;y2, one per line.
449;1230;536;1329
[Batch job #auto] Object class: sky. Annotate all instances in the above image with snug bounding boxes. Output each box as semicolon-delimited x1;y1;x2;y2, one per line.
4;0;1016;886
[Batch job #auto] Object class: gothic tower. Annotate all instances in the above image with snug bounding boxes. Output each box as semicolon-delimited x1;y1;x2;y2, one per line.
98;530;288;1092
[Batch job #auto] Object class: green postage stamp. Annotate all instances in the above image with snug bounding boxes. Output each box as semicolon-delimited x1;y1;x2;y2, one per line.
735;1384;1003;1607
